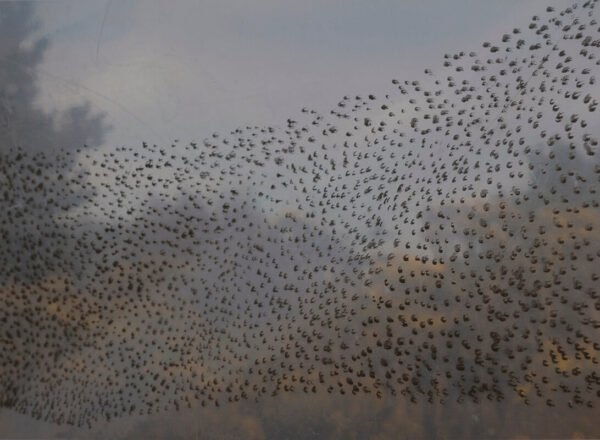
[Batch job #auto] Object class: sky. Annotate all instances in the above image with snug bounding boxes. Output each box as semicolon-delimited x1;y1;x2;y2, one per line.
1;1;599;439
29;0;556;148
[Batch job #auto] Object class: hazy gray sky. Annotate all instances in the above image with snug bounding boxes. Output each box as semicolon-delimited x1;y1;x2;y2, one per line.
30;0;560;148
3;1;599;439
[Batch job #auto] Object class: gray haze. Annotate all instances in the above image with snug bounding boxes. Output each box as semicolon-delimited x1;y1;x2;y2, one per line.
1;1;599;439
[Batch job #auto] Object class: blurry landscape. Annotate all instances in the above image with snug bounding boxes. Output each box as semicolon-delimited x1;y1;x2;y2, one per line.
0;1;599;439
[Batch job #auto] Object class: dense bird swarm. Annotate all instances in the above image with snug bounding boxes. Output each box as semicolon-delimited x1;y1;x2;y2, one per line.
0;0;599;428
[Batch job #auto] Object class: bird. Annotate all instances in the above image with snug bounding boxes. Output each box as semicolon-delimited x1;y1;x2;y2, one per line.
0;0;598;428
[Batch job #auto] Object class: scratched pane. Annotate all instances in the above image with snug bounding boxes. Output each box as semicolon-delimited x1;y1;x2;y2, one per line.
0;1;598;439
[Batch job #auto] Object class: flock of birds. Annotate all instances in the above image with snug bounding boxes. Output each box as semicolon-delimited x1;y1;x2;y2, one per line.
0;0;599;428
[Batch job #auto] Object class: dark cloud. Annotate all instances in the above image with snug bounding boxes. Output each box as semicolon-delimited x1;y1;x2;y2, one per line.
0;3;108;153
0;2;110;283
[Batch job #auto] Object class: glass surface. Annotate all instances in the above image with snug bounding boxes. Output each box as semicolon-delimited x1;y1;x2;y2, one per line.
0;1;598;438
